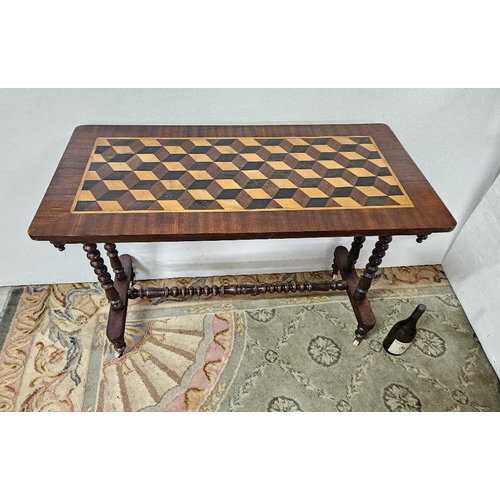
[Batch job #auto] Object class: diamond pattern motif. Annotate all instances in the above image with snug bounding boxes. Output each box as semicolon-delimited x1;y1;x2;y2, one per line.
72;136;413;213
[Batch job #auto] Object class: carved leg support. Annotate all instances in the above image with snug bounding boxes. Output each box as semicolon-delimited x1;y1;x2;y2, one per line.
104;243;127;281
354;236;392;301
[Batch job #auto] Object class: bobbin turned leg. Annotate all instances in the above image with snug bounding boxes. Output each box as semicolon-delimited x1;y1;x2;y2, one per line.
83;244;124;310
332;236;366;278
104;243;127;281
343;236;366;272
83;244;131;357
331;259;338;278
354;236;392;302
347;235;392;344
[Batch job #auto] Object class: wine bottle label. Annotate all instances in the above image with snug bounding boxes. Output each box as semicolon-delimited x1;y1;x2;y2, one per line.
387;339;412;355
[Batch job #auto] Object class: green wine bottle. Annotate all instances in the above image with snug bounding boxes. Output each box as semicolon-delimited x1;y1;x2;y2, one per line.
382;304;426;355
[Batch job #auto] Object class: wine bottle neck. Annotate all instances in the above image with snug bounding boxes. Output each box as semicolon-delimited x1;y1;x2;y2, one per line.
409;305;426;322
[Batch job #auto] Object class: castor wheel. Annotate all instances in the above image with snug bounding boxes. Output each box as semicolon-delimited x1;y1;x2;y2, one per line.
114;343;127;358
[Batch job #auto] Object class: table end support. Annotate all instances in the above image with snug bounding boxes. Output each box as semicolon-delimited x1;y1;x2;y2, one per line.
334;245;377;343
105;254;133;357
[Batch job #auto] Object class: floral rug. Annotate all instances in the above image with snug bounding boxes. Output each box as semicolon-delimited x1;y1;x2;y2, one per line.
1;265;499;412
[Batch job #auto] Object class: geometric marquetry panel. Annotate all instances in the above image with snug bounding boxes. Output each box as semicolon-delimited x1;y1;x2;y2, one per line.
71;136;413;213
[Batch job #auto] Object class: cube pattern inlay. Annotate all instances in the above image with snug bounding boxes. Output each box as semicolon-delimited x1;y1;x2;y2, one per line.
71;136;413;213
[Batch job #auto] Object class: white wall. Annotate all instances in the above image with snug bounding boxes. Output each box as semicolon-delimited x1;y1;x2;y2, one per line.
443;173;500;377
1;89;500;286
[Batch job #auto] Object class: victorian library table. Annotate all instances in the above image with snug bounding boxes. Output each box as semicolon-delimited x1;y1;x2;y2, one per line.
28;124;456;357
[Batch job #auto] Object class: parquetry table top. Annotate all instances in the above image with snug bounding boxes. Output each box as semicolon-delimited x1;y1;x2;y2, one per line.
28;124;456;243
